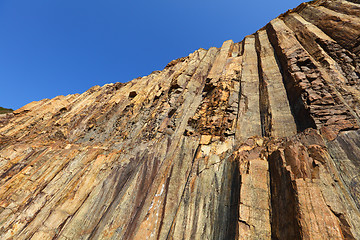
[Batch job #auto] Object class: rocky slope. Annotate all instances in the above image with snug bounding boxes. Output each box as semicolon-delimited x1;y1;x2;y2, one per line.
0;107;13;115
1;0;360;239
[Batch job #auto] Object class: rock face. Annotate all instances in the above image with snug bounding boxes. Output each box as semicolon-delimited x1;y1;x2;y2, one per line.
1;0;360;239
0;107;13;115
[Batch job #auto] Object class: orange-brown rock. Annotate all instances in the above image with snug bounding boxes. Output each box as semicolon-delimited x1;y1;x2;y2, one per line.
1;0;360;239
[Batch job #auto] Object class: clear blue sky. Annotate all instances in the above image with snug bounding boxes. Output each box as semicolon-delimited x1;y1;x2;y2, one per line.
0;0;304;110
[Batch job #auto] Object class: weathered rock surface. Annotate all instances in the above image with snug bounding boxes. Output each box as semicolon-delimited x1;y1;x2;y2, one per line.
1;0;360;239
0;107;13;115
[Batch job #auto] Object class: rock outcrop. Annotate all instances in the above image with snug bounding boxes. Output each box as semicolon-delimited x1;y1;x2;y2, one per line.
0;107;13;115
1;0;360;239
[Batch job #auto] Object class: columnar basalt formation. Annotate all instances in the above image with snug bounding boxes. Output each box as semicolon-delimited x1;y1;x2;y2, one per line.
1;0;360;239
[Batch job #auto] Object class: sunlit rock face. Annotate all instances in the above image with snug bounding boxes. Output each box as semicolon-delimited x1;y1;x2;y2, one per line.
1;0;360;239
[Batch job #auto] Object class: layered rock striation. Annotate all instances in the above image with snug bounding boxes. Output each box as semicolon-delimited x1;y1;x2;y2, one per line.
1;0;360;239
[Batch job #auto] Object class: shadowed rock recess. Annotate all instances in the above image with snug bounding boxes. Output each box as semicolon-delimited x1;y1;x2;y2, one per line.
1;0;360;239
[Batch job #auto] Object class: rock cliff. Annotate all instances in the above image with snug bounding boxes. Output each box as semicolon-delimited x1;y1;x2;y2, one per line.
1;0;360;239
0;107;13;115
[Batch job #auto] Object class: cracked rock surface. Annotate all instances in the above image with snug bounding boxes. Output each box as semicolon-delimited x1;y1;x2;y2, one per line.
1;0;360;239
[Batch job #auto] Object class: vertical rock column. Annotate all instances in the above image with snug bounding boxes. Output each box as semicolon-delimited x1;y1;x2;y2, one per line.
206;40;234;82
236;36;261;141
298;4;360;54
267;18;358;139
269;129;360;240
283;12;360;123
256;30;297;138
237;138;271;240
